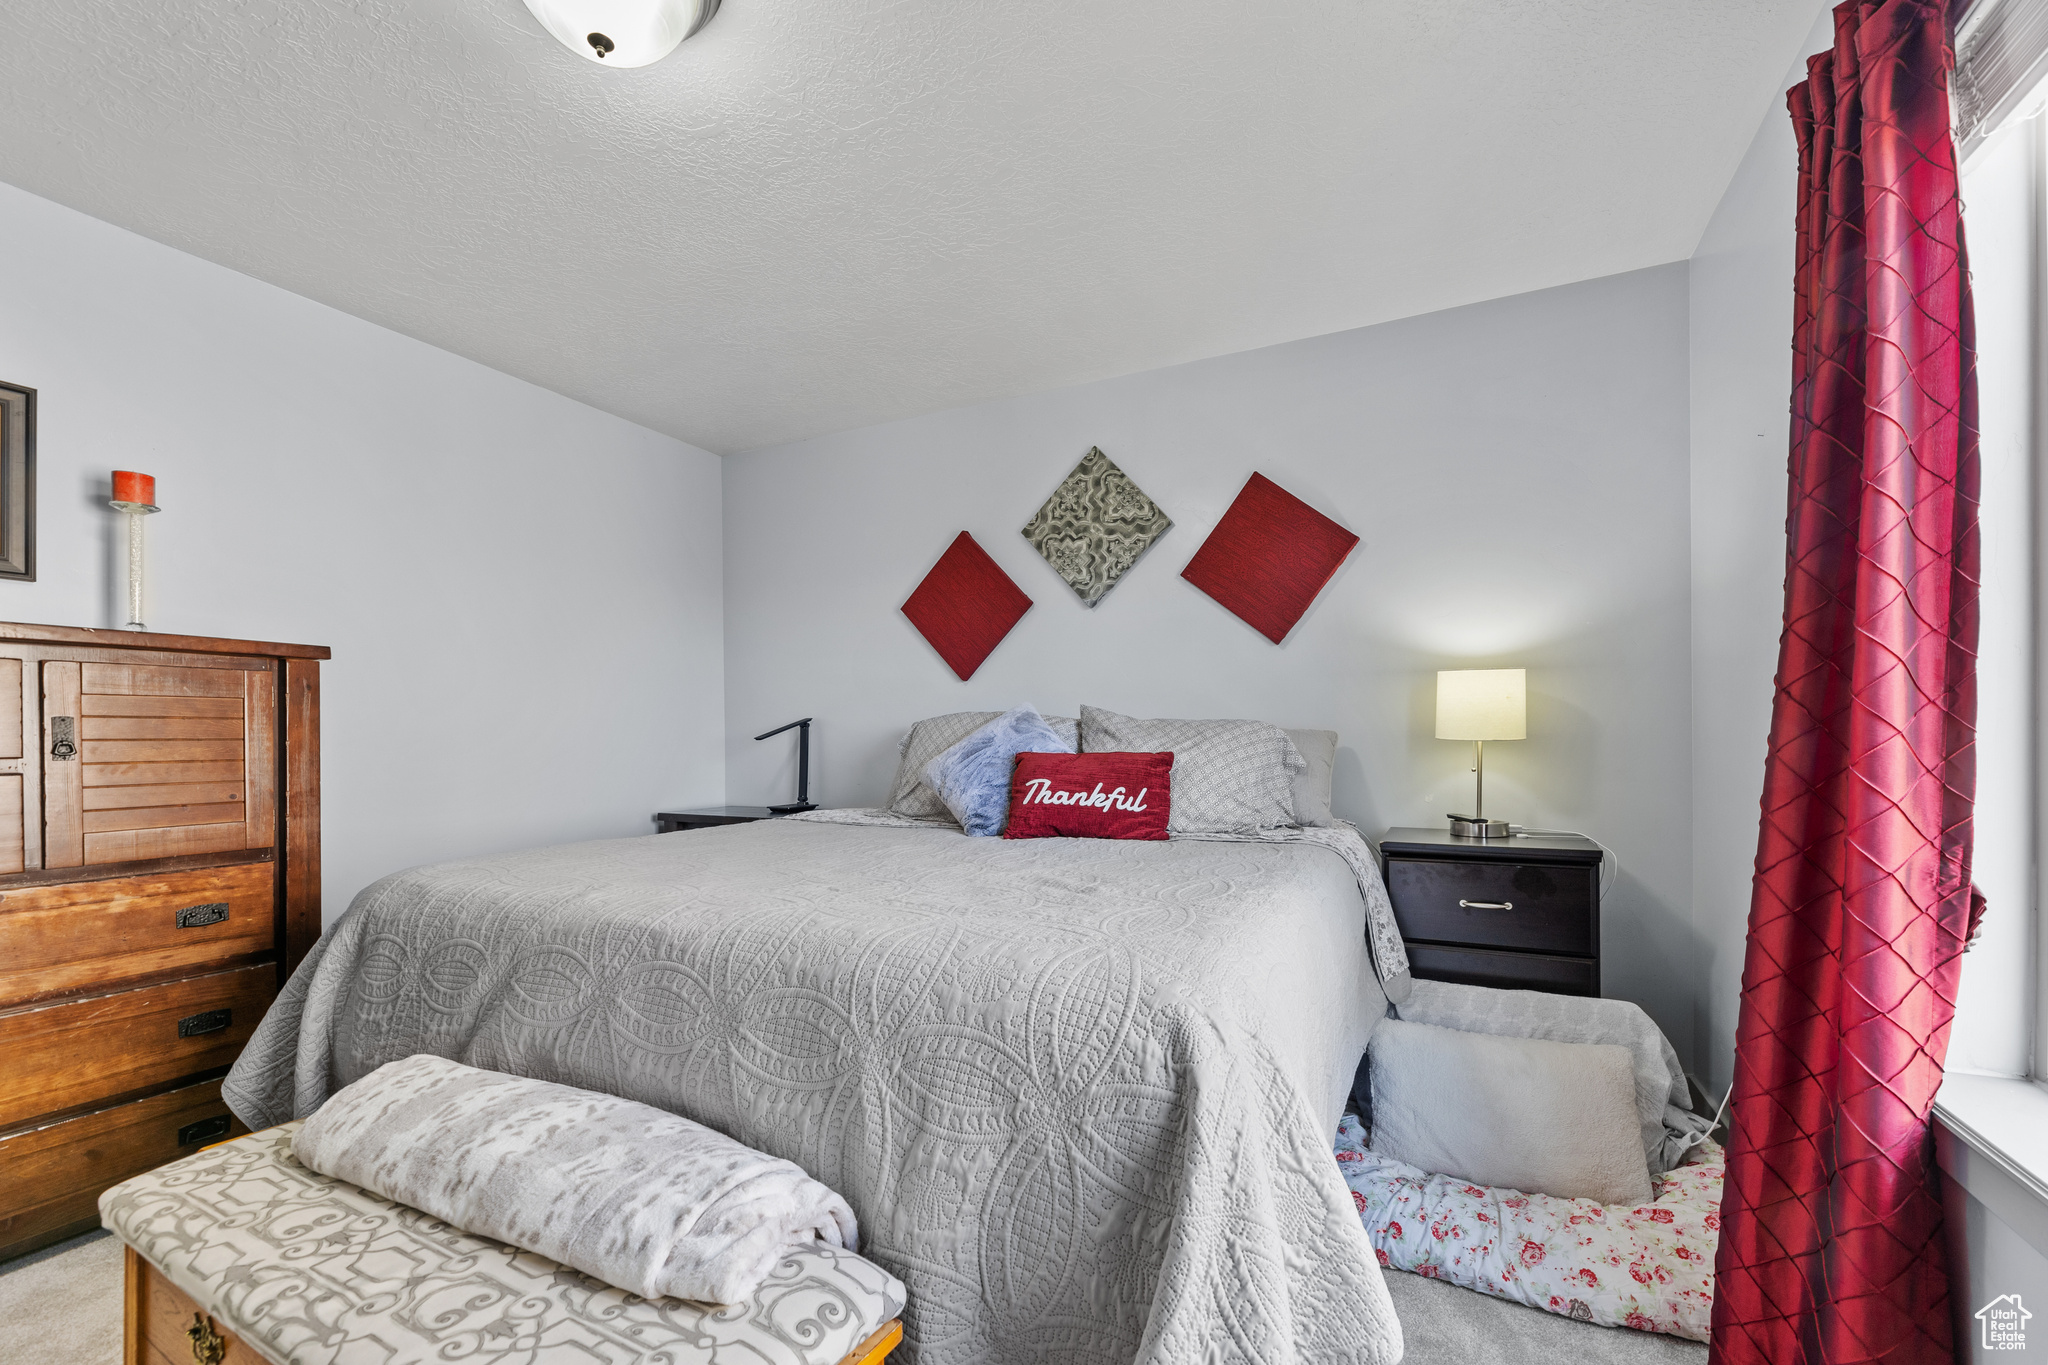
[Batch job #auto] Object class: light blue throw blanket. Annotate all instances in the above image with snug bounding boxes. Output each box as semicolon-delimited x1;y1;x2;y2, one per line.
920;704;1073;836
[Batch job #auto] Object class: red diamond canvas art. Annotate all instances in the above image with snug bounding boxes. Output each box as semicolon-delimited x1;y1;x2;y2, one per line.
901;532;1033;680
1180;473;1359;644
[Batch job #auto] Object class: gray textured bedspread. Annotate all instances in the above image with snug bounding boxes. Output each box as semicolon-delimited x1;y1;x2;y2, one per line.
225;817;1403;1364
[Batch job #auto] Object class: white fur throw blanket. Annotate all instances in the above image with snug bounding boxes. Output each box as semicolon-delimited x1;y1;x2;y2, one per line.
292;1054;858;1306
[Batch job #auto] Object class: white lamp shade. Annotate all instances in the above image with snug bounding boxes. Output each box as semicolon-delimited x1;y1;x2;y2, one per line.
1436;669;1527;741
521;0;718;66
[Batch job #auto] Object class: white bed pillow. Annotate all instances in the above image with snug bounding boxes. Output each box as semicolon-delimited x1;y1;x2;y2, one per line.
889;712;1079;822
1395;979;1692;1173
1284;728;1337;826
1079;705;1304;833
1367;1018;1652;1205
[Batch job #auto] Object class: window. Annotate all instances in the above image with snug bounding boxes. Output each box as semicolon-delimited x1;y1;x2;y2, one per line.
1949;0;2045;1079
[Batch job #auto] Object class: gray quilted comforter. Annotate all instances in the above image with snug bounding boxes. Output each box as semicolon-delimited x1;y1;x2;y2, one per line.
225;815;1404;1365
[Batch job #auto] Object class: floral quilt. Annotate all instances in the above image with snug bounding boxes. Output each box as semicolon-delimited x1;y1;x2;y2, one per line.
1334;1113;1721;1342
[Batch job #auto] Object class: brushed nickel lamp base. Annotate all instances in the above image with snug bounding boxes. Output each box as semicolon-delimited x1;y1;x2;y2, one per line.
1436;670;1527;842
1445;734;1509;839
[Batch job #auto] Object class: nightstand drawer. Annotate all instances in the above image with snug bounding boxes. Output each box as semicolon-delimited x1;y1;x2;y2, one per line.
1406;943;1598;996
1385;858;1595;956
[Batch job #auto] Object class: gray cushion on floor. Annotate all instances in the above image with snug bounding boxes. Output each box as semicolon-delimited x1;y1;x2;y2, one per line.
1385;1269;1708;1365
1369;1018;1653;1205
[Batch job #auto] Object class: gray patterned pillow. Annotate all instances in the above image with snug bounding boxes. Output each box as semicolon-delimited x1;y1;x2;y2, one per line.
1286;729;1338;827
1080;705;1305;833
889;711;1080;822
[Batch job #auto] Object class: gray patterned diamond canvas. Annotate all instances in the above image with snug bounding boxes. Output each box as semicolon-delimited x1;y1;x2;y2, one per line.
1021;447;1173;607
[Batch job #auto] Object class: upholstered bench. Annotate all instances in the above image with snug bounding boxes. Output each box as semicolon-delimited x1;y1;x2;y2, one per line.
102;1123;905;1365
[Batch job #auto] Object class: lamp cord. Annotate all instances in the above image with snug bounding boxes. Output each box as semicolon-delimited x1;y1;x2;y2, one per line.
1505;826;1620;900
1672;1077;1735;1153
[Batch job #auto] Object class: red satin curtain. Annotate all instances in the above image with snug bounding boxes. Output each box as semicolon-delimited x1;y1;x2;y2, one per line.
1709;2;1979;1362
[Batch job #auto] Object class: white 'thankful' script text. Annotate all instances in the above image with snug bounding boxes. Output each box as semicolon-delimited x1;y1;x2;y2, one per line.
1019;779;1150;811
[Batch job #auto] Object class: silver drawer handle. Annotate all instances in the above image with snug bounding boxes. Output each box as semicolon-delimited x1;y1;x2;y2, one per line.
1458;899;1513;910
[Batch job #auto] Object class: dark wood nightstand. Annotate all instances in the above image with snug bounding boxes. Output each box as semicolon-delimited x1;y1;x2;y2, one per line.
1378;827;1603;996
654;807;785;832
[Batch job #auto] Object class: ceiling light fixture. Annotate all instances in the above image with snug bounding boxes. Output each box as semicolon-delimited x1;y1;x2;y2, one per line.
520;0;719;68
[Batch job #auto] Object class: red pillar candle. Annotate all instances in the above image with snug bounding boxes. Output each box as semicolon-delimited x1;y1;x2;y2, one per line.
111;471;157;508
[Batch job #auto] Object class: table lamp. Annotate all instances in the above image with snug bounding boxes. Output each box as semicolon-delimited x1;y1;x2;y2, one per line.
1436;668;1525;838
754;717;817;813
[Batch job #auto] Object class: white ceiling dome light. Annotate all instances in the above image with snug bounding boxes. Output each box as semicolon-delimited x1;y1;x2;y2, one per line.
519;0;719;67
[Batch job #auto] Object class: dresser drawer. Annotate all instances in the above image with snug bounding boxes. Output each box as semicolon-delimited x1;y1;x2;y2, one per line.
0;965;276;1129
1406;943;1599;996
1385;858;1595;956
134;1251;271;1365
0;862;275;1008
0;1078;248;1261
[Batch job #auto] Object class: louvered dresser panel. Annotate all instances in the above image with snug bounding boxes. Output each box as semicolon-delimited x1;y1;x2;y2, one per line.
0;623;324;1264
43;662;276;867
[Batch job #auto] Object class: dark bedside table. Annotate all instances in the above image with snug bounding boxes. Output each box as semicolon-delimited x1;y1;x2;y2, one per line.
655;806;786;832
1378;826;1603;996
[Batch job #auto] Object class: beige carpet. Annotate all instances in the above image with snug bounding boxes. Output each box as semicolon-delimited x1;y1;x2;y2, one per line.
0;1230;123;1364
1386;1268;1710;1364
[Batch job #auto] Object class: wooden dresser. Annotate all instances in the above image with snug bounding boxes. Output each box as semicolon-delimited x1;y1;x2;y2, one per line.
0;622;325;1262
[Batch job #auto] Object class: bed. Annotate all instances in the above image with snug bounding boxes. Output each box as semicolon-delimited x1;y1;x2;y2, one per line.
224;811;1409;1365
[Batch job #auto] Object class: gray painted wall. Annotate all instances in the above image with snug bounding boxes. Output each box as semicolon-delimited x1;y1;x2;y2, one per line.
1942;1118;2048;1361
1684;45;1808;1099
0;180;728;921
1946;1164;2048;1360
723;264;1701;1065
1684;7;1843;1097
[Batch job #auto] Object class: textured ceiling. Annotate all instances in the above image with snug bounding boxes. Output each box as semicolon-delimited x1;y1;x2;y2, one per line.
0;0;1823;453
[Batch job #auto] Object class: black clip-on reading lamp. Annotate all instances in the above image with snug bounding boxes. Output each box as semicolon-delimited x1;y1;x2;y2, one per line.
755;718;817;813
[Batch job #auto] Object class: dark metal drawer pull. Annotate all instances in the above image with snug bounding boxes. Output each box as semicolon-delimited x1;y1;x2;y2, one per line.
49;715;75;761
1457;899;1514;910
178;1008;232;1038
176;902;230;929
177;1115;232;1147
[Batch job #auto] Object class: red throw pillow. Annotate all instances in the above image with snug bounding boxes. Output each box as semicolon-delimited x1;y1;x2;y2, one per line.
1004;752;1172;840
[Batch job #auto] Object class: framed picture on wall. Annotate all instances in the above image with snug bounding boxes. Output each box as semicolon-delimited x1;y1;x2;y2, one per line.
0;381;33;581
